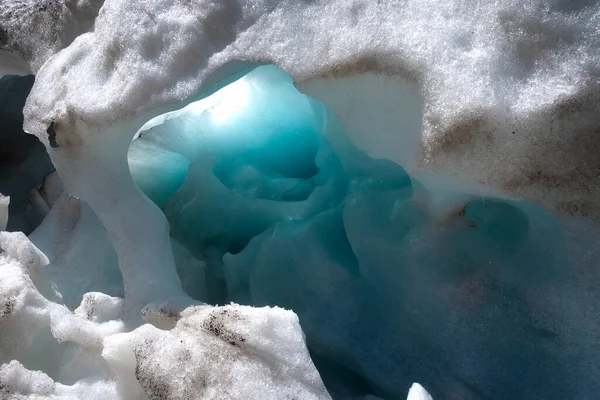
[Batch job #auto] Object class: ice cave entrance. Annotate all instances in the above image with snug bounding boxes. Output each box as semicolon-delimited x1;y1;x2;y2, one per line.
128;64;324;212
126;63;549;310
123;63;577;400
126;63;425;304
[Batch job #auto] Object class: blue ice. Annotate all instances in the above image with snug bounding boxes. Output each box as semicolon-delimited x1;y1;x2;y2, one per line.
128;65;599;400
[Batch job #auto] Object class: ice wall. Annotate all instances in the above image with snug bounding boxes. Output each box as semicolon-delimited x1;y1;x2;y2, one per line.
126;64;600;399
13;0;600;314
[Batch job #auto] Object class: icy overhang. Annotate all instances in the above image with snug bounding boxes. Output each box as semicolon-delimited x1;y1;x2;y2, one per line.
19;0;600;217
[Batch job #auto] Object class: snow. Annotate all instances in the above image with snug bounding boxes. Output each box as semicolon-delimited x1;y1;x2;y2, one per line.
103;304;331;400
0;230;329;400
19;0;600;216
0;0;104;73
407;384;433;400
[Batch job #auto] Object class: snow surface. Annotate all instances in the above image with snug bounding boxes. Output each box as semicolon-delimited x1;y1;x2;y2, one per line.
20;0;600;216
103;304;331;400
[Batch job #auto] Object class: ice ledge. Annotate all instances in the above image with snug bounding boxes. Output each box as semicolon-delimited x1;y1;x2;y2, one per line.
19;0;600;217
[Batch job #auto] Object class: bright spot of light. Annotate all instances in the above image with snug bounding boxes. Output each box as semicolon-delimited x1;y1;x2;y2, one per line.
189;76;252;126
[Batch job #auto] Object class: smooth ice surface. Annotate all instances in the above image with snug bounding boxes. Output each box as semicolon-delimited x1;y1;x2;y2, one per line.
29;193;124;309
0;49;31;76
130;65;330;251
29;192;208;309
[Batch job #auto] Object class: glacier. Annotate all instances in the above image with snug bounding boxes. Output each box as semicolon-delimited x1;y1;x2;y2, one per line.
128;64;600;399
1;0;600;399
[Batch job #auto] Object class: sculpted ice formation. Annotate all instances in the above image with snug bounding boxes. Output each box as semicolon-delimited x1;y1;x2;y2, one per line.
128;65;600;399
0;0;599;399
13;0;600;313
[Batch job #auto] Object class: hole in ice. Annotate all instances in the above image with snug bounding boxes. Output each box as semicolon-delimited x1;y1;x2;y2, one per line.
129;64;322;209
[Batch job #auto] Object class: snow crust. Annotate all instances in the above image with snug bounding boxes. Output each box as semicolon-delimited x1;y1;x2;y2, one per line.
21;0;600;216
103;304;331;400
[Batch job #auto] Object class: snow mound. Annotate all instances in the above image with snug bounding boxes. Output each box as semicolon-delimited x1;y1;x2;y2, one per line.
0;231;330;400
104;304;331;400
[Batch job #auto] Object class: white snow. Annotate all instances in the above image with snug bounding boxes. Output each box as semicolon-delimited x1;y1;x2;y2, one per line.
407;383;434;400
103;304;331;400
0;231;330;399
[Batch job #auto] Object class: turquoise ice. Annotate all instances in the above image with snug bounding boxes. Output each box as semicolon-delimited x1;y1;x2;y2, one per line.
128;65;598;400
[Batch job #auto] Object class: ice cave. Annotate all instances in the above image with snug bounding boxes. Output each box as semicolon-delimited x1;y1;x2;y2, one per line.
1;0;600;399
